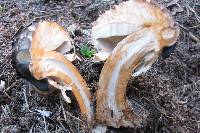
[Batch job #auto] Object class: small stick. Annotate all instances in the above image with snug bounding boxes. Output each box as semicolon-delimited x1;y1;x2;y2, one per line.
3;92;11;100
166;0;179;7
189;32;200;42
4;81;18;92
179;24;200;43
23;87;29;109
57;121;69;133
60;97;67;121
186;4;200;23
43;116;48;133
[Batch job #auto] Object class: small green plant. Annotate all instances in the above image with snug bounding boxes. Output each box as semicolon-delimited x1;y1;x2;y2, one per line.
0;5;5;14
80;44;95;59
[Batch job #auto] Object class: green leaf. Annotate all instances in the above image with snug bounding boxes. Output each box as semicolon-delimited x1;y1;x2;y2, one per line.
80;44;95;59
0;5;4;14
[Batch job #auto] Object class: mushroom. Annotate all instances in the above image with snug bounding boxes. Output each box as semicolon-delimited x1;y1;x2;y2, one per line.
12;22;74;95
13;21;93;122
93;0;180;127
12;23;55;95
30;21;93;122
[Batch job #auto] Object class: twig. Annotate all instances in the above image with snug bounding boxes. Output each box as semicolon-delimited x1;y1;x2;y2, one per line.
188;24;200;29
23;87;29;109
166;0;179;7
43;116;48;133
186;4;200;23
189;32;200;43
65;110;83;122
57;121;69;133
59;97;83;122
3;92;11;100
73;1;92;8
179;24;200;43
60;97;67;121
4;81;19;92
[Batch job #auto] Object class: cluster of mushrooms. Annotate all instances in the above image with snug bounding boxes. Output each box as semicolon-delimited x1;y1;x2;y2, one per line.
12;0;179;128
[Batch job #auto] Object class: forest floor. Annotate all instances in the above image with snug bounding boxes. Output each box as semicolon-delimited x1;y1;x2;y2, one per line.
0;0;200;132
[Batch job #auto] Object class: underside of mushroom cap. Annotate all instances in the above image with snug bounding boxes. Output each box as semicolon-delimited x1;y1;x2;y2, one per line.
91;0;179;61
30;21;73;80
30;21;72;60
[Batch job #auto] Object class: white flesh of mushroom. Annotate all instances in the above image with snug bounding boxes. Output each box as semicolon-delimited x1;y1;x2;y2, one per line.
94;0;180;128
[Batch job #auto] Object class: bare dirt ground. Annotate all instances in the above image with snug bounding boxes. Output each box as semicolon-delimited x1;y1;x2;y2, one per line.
0;0;200;132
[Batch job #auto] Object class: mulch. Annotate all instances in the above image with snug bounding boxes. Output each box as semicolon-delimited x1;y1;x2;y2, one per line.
0;0;200;132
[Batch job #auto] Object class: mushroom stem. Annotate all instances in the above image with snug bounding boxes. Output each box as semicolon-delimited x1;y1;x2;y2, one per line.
96;28;162;127
31;51;93;122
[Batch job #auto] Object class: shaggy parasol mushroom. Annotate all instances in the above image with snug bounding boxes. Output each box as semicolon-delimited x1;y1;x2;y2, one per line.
12;23;56;95
13;21;93;122
92;0;180;127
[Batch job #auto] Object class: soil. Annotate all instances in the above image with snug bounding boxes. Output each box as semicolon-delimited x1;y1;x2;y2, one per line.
0;0;200;132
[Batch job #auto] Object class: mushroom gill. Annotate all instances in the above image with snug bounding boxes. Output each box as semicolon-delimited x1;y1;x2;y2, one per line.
94;0;180;127
30;21;93;122
92;0;179;61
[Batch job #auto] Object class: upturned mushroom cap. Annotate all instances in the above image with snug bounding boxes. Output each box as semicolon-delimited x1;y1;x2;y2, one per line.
92;0;179;61
95;0;180;128
11;23;57;95
30;21;93;122
12;22;75;95
30;21;72;61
